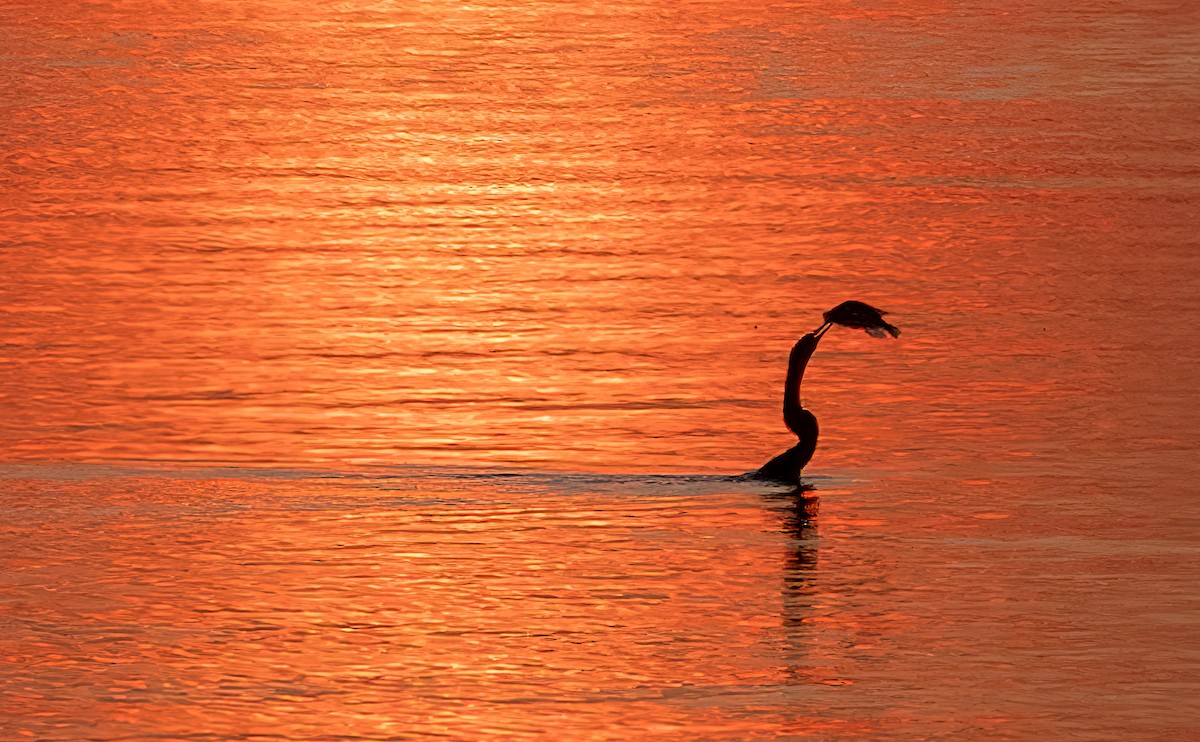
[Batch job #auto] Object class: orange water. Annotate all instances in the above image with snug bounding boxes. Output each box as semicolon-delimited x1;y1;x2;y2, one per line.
2;1;1199;738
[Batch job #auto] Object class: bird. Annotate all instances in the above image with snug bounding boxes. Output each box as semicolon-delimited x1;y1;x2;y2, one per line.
754;301;899;485
821;300;900;339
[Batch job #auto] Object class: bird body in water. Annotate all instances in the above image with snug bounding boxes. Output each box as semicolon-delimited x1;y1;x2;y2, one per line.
754;332;821;484
754;301;899;485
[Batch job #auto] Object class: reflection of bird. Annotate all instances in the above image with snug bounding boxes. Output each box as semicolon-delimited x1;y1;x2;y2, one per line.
754;301;899;485
820;300;900;339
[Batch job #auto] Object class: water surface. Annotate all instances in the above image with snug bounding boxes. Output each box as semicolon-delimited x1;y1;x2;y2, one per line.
2;0;1198;738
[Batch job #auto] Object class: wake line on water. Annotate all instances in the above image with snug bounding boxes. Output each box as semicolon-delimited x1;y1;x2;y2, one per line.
0;461;836;496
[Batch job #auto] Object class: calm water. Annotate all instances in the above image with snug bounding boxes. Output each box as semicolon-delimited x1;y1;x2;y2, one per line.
3;0;1199;738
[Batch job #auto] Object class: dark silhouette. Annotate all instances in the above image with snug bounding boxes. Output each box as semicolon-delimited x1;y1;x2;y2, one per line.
754;301;899;485
745;483;819;685
753;330;825;484
823;300;900;338
771;486;819;633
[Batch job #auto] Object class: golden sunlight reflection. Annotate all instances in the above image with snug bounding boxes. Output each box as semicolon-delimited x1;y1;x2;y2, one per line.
0;476;837;737
4;0;1195;478
2;0;1199;738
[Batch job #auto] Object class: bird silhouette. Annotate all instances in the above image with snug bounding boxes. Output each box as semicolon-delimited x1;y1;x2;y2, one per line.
754;301;900;485
822;300;900;338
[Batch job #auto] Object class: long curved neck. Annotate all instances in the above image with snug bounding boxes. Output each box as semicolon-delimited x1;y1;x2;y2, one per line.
783;333;819;434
